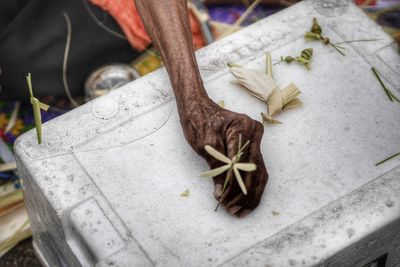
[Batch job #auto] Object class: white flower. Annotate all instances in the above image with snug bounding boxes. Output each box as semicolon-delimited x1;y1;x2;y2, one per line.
200;140;256;196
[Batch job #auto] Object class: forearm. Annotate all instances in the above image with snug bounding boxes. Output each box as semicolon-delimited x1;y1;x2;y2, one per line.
135;0;210;114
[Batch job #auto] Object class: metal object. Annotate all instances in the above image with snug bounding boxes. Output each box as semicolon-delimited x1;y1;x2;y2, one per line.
84;64;140;100
14;1;400;266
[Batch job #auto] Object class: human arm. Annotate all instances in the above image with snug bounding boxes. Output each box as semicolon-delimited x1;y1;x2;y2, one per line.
134;0;268;217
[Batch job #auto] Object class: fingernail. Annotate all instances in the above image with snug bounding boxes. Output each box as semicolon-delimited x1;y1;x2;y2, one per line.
240;209;252;218
214;184;223;199
228;205;241;214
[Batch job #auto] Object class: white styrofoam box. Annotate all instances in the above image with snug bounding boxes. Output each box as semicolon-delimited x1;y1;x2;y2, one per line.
15;0;400;266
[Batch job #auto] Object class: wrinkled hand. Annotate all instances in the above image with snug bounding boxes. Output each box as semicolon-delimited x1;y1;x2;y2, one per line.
181;98;268;217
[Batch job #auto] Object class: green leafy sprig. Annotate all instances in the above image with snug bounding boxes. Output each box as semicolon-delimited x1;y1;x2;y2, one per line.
275;48;313;70
201;135;256;211
305;18;345;56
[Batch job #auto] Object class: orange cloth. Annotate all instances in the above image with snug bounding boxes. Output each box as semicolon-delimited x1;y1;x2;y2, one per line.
89;0;207;51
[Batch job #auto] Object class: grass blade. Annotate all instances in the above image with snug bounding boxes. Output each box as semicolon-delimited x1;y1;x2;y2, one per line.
371;67;393;101
376;152;400;166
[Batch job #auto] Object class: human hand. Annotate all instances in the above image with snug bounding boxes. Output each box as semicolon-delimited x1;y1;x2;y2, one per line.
181;98;268;217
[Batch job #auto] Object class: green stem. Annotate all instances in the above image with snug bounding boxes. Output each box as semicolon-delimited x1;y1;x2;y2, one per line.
335;38;381;45
215;134;248;212
376;152;400;166
215;168;233;212
333;43;346;50
329;43;345;56
26;73;33;98
389;90;400;104
371;67;393;101
214;202;221;212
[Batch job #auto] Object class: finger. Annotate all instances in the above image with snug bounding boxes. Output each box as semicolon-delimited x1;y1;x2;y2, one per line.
227;157;259;213
224;121;259;206
204;154;227;200
238;163;266;217
225;120;252;160
225;165;257;209
243;157;268;212
225;194;243;210
222;121;253;206
239;124;268;216
214;184;223;199
239;167;267;218
219;168;239;204
229;122;266;215
212;167;229;200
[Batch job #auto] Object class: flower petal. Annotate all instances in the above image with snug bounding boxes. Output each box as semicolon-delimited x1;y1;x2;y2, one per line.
233;167;247;195
205;145;231;164
201;164;231;178
235;163;257;172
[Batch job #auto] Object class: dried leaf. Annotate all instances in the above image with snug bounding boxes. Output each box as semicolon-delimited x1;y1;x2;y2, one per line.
38;102;50;111
261;112;282;124
272;210;280;216
229;63;302;124
281;83;302;107
227;62;242;68
284;98;303;110
266;52;273;78
180;189;190;197
267;89;283;116
229;67;278;103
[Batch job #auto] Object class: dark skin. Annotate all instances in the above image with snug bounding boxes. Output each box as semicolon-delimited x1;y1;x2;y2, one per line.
135;0;268;217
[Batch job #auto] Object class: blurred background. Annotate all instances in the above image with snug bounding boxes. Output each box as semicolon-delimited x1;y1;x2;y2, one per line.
0;0;399;265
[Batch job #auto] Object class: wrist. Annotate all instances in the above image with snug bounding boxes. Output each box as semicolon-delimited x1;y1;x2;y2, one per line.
179;94;217;122
171;75;210;108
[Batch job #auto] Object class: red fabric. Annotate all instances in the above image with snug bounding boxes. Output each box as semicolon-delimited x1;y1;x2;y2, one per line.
355;0;376;5
89;0;207;51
